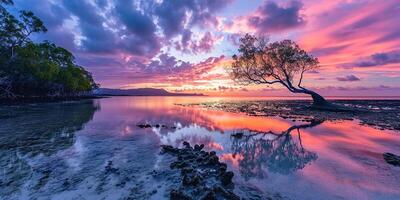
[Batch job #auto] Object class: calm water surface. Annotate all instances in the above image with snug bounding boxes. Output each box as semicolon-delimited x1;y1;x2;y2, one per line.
1;96;400;200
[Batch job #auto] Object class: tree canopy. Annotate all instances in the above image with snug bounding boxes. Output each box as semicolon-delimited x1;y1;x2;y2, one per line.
0;0;98;98
230;34;329;106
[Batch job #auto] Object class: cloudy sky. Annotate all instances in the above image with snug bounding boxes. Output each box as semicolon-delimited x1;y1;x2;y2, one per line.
8;0;400;96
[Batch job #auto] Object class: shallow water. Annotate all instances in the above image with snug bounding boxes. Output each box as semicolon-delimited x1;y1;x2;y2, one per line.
1;96;400;200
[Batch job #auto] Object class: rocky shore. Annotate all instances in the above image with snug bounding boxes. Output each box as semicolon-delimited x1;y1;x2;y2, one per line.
161;142;240;200
180;100;400;131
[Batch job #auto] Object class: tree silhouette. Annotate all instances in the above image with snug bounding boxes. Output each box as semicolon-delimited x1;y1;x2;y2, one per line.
230;34;332;108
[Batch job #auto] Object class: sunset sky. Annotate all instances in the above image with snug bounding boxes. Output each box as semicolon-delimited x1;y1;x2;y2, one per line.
9;0;400;96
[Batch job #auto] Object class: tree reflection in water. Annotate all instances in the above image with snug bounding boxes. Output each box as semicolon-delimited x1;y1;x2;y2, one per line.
230;120;322;180
0;100;99;196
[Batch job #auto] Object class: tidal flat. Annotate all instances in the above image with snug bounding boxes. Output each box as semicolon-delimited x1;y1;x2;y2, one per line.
1;96;400;200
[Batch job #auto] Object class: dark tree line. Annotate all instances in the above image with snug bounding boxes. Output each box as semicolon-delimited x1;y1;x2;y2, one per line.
0;0;98;99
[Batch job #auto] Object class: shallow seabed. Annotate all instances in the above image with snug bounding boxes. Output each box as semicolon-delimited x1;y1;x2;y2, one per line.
1;96;400;200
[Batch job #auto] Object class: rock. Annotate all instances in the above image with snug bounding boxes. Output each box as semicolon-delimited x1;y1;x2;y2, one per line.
137;123;169;128
170;189;191;200
182;174;201;186
161;145;179;154
105;161;119;174
181;167;194;174
220;171;234;186
201;190;216;200
137;124;152;128
194;144;205;151
183;153;195;160
383;152;400;166
213;186;240;200
161;142;240;199
196;157;204;162
170;160;189;169
231;132;243;138
219;163;227;173
183;141;191;149
207;155;219;165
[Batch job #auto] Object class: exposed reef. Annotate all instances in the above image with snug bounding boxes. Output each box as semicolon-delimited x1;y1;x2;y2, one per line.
161;142;240;200
179;100;400;131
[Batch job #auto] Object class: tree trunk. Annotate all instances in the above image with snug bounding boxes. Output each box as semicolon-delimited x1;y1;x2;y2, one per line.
309;91;329;106
300;89;333;108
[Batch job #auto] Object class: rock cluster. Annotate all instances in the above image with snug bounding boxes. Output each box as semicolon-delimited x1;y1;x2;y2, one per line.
230;132;243;139
383;152;400;167
161;142;240;200
137;123;177;129
105;161;120;174
184;100;400;131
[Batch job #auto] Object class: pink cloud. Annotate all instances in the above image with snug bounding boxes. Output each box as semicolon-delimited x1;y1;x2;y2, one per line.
222;0;306;35
299;0;400;68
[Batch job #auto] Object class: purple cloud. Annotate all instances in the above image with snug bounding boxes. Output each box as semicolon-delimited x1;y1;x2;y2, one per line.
336;75;361;82
248;0;305;34
12;0;232;58
356;51;400;67
310;44;350;57
154;0;232;38
175;31;221;54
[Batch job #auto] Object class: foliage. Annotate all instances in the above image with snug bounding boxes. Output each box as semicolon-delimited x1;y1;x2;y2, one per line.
230;34;327;105
0;0;98;98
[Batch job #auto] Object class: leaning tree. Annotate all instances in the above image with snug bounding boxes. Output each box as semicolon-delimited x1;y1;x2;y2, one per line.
230;34;332;108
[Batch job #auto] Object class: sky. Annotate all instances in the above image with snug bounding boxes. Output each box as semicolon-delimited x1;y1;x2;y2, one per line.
8;0;400;96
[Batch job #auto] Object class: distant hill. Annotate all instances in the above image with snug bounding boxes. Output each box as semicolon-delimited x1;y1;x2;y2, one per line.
94;88;205;96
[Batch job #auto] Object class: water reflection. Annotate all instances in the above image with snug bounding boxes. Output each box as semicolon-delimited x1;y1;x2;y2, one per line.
0;100;99;197
230;121;321;179
1;97;400;200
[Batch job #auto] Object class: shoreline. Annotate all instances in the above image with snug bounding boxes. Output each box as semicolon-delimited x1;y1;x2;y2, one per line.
184;100;400;131
2;96;399;106
0;96;107;106
98;94;206;97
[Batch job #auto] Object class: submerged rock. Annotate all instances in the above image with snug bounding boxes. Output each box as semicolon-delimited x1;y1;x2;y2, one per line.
383;152;400;166
161;145;180;154
137;123;174;129
231;132;243;139
170;189;191;200
137;124;152;128
202;190;216;200
194;144;205;151
105;161;120;174
161;142;240;200
220;171;234;186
